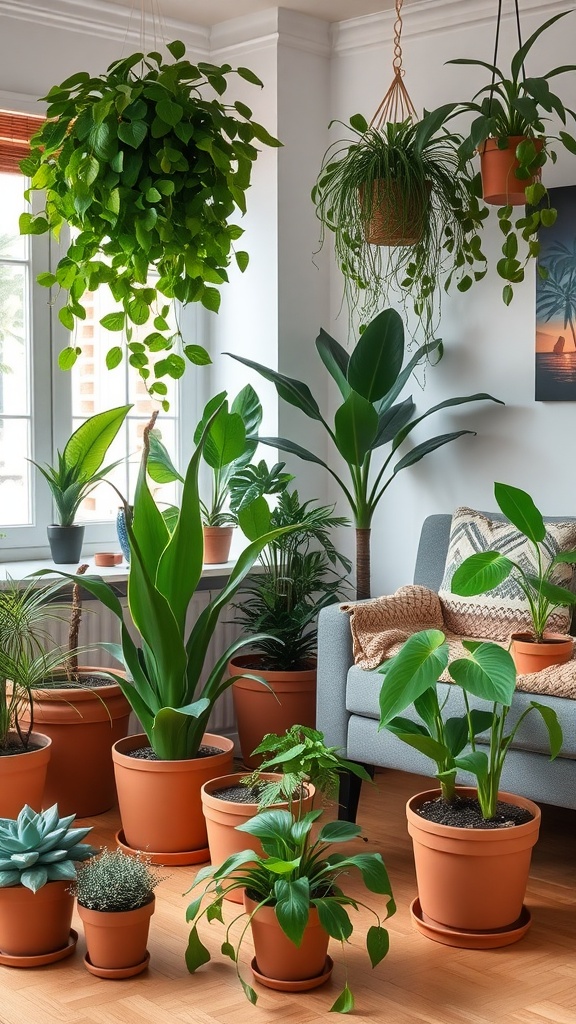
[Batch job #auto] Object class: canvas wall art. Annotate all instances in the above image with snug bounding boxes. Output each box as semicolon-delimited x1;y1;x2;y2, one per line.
535;184;576;401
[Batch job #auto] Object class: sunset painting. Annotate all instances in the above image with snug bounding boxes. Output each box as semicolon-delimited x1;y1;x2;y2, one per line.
535;185;576;400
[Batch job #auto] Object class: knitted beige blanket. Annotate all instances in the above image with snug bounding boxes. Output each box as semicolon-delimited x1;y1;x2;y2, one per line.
341;585;576;699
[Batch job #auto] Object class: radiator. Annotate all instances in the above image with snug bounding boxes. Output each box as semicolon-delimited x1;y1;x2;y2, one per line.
43;591;241;742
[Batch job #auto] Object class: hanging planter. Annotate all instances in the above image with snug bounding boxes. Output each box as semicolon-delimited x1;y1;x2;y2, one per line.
478;136;543;207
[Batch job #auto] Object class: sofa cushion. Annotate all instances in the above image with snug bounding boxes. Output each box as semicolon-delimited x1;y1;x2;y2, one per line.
438;506;576;641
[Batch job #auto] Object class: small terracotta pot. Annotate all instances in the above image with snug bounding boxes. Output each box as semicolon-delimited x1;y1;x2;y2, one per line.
78;896;155;971
18;669;130;816
406;787;541;934
203;526;234;564
245;895;330;983
479;136;543;206
230;656;317;768
511;632;573;675
0;880;74;958
359;179;429;245
112;732;234;856
0;731;51;819
201;773;315;902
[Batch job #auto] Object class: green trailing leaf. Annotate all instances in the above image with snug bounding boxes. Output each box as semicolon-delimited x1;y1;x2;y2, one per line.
330;984;355;1014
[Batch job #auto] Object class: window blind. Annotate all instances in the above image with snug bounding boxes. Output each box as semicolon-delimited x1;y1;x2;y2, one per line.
0;109;45;174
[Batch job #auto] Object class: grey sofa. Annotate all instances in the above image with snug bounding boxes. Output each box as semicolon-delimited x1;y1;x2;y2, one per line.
317;513;576;820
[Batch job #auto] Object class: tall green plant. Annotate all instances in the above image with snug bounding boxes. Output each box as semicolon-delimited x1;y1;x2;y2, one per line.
228;308;502;599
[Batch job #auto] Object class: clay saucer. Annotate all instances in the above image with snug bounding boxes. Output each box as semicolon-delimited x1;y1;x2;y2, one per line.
83;950;150;979
410;898;532;949
0;929;78;968
250;955;334;992
115;830;210;866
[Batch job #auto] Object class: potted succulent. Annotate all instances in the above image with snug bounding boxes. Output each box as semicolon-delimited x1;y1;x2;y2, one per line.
451;483;576;673
449;10;576;306
229;488;351;766
313;108;488;342
0;803;96;967
72;848;165;978
20;41;280;394
229;307;502;599
185;806;395;1010
378;628;562;946
31;405;131;563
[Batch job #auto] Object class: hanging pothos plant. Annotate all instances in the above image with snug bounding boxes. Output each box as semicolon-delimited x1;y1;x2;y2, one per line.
20;40;280;403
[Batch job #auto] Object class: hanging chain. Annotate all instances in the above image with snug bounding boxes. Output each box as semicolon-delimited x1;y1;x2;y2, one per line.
370;0;418;129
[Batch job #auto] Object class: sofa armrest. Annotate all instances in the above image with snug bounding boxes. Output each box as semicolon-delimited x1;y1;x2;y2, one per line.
316;603;353;752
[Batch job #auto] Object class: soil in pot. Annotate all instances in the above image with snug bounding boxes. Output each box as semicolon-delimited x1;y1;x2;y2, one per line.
0;731;51;818
511;632;573;675
416;794;534;829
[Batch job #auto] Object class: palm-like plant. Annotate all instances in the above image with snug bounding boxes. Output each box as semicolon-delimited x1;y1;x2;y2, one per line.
537;239;576;350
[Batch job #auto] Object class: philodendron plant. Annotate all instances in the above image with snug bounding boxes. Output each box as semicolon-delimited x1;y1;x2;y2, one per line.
229;308;502;599
20;41;280;395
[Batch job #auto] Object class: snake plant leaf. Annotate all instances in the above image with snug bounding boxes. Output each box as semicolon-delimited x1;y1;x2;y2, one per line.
347;308;404;402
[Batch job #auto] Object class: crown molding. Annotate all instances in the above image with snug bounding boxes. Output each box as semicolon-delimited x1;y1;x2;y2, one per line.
332;0;574;54
210;8;330;59
0;0;210;52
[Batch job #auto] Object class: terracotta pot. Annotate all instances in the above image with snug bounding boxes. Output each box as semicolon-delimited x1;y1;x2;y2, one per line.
245;894;330;984
359;179;429;245
0;731;51;818
203;526;233;564
406;787;541;934
479;136;542;206
112;732;234;857
0;880;74;958
511;633;573;675
230;656;316;768
201;773;315;902
78;896;155;971
18;669;131;816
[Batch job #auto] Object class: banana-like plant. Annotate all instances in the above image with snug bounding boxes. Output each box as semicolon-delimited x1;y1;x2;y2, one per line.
0;804;96;892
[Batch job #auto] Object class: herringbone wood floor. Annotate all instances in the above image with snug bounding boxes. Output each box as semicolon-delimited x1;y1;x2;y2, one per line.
1;769;574;1024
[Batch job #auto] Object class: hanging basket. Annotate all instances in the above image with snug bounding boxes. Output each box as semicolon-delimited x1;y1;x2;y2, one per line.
360;179;430;246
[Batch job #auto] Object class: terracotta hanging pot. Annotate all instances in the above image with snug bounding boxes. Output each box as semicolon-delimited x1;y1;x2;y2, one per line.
0;731;52;819
112;732;234;864
17;668;130;816
479;136;543;206
359;179;429;246
229;655;316;768
245;895;331;988
0;880;74;962
406;787;541;946
79;896;155;977
203;526;234;564
201;773;315;903
510;633;573;675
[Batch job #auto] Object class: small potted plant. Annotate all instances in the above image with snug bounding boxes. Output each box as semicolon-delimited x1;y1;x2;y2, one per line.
451;482;576;673
72;848;166;978
0;803;96;967
378;628;562;946
31;405;131;563
185;805;395;1010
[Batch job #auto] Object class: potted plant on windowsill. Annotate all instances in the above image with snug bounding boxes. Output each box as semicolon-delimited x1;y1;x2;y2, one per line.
451;483;576;673
449;10;576;306
185;806;395;1010
31;405;131;563
377;628;562;947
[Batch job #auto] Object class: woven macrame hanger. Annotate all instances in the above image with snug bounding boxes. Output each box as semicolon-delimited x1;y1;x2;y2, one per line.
370;0;418;129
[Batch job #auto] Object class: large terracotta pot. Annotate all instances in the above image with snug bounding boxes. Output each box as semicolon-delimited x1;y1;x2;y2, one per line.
359;179;429;246
406;787;541;935
78;896;155;972
230;655;316;768
203;526;233;564
201;773;315;903
112;732;234;861
0;880;74;958
479;136;542;206
18;669;131;816
0;731;51;818
511;633;573;675
245;894;330;985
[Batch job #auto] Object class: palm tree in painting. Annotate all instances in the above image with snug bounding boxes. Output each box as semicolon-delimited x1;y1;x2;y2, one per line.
537;240;576;350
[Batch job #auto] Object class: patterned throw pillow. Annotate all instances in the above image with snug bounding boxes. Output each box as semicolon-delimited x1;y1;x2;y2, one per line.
438;507;576;641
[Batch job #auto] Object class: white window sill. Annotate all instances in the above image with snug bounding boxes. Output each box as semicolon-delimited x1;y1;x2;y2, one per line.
0;556;236;586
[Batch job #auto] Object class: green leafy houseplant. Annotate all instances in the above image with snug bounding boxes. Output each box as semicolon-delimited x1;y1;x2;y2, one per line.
31;405;131;526
71;848;165;912
20;41;280;394
378;628;562;819
313;109;488;341
451;482;576;642
0;804;96;892
229;307;502;599
449;10;576;306
185;807;395;1012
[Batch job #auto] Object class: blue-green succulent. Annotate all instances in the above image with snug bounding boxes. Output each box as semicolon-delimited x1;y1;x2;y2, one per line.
0;804;97;892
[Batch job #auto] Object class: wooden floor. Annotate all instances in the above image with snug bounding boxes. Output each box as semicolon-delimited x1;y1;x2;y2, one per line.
1;769;575;1024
